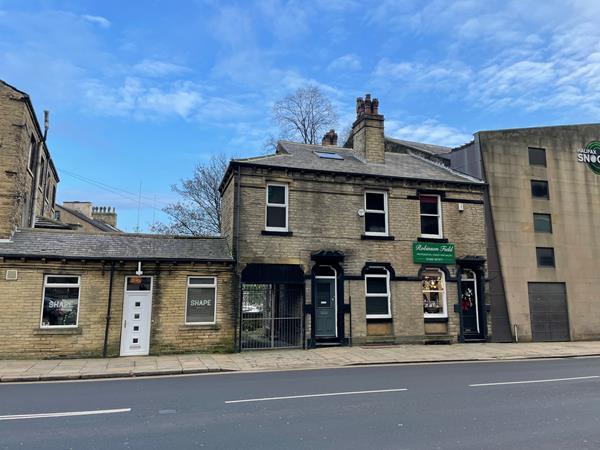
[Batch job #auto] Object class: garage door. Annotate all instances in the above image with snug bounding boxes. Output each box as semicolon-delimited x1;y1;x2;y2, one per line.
528;283;570;342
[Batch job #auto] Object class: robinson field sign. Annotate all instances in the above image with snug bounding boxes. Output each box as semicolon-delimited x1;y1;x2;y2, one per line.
412;242;456;264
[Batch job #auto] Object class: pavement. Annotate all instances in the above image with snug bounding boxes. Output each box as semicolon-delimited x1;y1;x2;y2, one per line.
2;358;600;449
2;341;600;383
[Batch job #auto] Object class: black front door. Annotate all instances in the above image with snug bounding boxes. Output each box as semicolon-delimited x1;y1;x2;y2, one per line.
460;271;484;340
315;278;336;337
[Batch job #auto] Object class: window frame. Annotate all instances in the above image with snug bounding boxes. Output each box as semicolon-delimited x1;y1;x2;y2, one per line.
528;147;547;167
40;275;81;329
364;190;389;236
531;180;549;199
185;276;218;325
264;183;289;232
27;136;36;176
536;247;555;267
419;194;443;239
364;268;391;319
533;213;552;233
422;268;447;319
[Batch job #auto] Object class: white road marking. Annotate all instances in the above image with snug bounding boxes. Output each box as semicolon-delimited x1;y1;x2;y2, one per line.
225;388;407;404
469;375;599;387
0;408;131;421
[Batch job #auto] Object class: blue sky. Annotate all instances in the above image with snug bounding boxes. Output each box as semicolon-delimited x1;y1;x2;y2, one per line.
1;0;599;231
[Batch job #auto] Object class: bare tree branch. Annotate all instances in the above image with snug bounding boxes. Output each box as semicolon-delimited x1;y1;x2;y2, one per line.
151;153;229;236
271;85;338;145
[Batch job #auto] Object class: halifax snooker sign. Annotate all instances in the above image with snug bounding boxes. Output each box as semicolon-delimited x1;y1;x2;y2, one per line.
577;141;600;175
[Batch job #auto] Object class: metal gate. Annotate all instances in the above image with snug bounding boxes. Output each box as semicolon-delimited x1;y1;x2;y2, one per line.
528;282;570;342
241;284;304;350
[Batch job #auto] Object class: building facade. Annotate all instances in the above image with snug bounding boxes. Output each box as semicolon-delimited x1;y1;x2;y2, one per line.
0;80;58;239
221;95;489;350
449;124;600;342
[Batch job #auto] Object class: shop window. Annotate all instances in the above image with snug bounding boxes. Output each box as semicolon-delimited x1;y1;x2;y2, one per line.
365;267;391;319
536;247;555;267
528;147;547;167
41;275;80;327
423;269;447;318
531;180;549;199
420;195;442;238
364;191;388;236
186;277;217;324
533;213;552;233
265;183;288;231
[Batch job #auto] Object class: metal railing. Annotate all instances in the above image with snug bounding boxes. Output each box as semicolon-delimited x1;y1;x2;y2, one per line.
241;284;304;350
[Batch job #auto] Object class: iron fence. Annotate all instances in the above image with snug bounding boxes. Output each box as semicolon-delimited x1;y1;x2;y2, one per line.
241;283;304;350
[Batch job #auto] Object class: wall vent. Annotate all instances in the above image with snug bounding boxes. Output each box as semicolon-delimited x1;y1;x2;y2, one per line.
5;269;17;281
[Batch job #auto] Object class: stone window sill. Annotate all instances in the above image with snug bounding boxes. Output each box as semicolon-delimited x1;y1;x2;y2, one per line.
261;230;293;236
179;324;221;331
418;237;448;243
33;327;82;335
361;235;395;241
424;317;448;323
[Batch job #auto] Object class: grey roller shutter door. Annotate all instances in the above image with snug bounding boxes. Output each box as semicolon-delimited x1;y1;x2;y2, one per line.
528;283;570;342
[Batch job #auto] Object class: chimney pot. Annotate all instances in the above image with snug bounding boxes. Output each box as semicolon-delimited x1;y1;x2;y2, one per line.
321;129;338;146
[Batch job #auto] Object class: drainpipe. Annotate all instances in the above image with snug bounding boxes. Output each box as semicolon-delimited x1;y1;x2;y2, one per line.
102;261;116;357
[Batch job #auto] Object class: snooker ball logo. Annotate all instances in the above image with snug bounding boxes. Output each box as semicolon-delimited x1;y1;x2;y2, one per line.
577;141;600;175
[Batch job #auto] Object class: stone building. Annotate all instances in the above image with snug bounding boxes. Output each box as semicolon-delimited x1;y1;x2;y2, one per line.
0;80;58;238
449;124;600;342
55;202;120;232
221;95;488;349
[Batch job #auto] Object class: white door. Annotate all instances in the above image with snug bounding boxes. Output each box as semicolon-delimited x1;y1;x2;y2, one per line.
120;276;153;356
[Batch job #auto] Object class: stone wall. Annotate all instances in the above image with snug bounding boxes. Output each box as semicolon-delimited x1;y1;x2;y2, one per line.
0;260;235;358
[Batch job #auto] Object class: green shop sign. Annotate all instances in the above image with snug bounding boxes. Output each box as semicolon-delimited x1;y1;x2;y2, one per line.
412;242;455;264
577;141;600;175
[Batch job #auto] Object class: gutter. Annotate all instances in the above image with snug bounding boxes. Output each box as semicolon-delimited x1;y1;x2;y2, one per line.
0;254;235;263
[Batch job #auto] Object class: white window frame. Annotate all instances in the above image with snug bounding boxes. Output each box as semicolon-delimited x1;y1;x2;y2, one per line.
364;190;389;236
40;275;81;328
420;194;443;239
185;276;218;325
423;268;447;319
265;183;289;232
27;138;35;177
461;269;480;333
365;268;391;319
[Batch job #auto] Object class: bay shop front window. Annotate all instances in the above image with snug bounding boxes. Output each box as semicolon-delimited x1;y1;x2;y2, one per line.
422;269;447;318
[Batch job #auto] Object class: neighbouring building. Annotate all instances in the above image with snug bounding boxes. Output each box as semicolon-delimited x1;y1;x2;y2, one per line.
55;202;120;232
0;80;59;238
221;94;489;350
449;124;600;342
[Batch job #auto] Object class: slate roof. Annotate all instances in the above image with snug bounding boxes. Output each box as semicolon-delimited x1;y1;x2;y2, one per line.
0;229;233;262
56;205;120;232
385;137;452;155
233;141;482;184
34;216;78;230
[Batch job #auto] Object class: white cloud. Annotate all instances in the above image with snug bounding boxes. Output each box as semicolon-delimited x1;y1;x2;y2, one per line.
81;14;111;28
133;59;190;77
327;54;361;72
386;119;472;147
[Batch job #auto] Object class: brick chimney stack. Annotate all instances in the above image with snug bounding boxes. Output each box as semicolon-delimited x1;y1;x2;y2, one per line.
351;94;385;163
321;129;338;146
92;206;117;228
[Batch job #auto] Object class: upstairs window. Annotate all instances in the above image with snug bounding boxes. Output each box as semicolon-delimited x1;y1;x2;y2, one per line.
420;195;442;238
364;191;388;236
265;183;288;231
531;180;549;199
28;136;36;173
528;147;547;167
423;269;447;318
536;247;555;267
365;267;391;319
533;213;552;233
38;156;46;187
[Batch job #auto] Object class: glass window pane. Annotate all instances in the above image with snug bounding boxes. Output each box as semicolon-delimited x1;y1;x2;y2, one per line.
365;212;386;233
187;287;216;323
46;276;79;285
531;180;549;199
423;291;443;314
126;277;151;291
189;277;215;285
536;248;555;267
266;206;286;228
365;193;384;211
423;273;444;291
366;296;389;315
528;147;547;166
421;216;439;235
42;287;79;326
366;277;387;294
420;195;438;214
267;185;286;204
533;214;552;233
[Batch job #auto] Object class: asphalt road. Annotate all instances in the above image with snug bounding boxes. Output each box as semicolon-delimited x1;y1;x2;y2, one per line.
1;357;600;449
